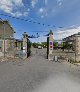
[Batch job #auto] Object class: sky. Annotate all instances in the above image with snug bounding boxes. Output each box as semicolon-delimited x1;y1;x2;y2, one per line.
0;0;80;42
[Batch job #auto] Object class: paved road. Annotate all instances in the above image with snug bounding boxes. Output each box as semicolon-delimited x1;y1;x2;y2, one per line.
0;48;80;92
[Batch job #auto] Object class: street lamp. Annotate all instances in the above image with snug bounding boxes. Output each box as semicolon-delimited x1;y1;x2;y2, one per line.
0;18;5;57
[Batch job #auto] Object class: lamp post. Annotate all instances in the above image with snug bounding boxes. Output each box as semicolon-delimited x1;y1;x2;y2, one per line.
0;18;5;57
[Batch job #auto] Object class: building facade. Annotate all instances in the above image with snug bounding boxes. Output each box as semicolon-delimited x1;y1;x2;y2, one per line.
0;20;15;39
63;32;80;62
0;20;15;52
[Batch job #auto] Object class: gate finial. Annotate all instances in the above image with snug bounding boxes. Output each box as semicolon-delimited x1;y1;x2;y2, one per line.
23;32;28;38
49;30;53;35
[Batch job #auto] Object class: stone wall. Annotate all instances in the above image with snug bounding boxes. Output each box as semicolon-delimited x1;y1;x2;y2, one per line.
0;21;14;39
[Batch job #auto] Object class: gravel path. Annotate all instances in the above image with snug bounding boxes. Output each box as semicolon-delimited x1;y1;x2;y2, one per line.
0;48;80;92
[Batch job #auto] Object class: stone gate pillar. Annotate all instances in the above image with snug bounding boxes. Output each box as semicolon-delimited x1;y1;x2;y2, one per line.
48;30;54;60
75;36;80;62
22;32;28;55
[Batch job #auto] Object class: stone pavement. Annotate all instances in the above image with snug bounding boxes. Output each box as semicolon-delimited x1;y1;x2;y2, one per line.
0;48;80;92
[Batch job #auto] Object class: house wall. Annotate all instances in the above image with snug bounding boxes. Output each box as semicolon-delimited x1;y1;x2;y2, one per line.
0;22;4;39
76;37;80;54
6;39;15;51
0;39;7;52
0;21;14;39
0;39;15;52
14;41;22;50
74;36;80;62
69;36;80;62
0;40;3;52
18;42;21;50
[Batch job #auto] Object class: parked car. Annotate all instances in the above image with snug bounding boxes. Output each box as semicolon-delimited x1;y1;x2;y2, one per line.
38;46;42;49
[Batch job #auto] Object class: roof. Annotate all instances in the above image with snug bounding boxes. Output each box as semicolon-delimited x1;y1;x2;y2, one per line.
0;20;15;33
63;32;80;41
4;38;22;42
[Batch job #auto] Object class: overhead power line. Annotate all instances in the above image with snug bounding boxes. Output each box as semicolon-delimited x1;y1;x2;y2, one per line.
0;2;71;29
0;13;59;28
0;3;64;28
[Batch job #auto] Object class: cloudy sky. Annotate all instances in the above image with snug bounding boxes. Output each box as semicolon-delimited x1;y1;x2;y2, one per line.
0;0;80;42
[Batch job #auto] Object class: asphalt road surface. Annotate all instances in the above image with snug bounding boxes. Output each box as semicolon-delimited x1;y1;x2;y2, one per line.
0;48;80;92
